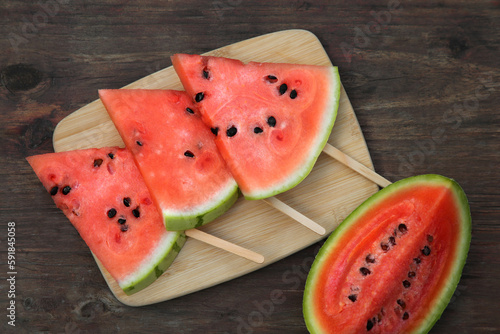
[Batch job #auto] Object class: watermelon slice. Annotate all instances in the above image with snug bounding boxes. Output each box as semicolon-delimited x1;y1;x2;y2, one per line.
171;54;341;200
27;147;186;295
303;174;471;333
99;89;239;231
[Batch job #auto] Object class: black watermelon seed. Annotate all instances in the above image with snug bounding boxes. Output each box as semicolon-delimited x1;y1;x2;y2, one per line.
108;153;114;159
403;280;411;288
381;242;389;251
365;254;376;263
184;150;195;158
290;89;297;99
389;236;396;246
397;299;406;309
93;159;103;167
422;246;431;256
278;83;288;95
120;224;129;232
202;67;209;79
107;208;117;218
118;218;126;225
226;126;237;137
408;271;416;278
402;312;409;320
123;197;131;207
211;127;219;136
398;223;407;233
427;234;434;243
267;116;277;127
254;127;263;134
186;107;194;114
132;207;140;218
136;141;143;146
62;186;71;195
360;267;371;276
414;257;421;264
50;186;58;196
348;294;357;302
266;75;278;83
195;92;204;102
367;319;374;331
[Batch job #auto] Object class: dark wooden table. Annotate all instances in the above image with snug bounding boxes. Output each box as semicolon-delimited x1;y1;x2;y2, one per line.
2;1;499;333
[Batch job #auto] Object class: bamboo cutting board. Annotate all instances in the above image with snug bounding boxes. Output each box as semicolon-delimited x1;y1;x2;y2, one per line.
52;29;380;306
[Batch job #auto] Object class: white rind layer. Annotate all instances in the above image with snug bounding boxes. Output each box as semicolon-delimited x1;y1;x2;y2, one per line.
117;230;183;292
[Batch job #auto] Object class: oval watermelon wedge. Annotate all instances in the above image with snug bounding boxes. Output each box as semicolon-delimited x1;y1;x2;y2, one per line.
303;174;471;333
171;54;341;200
27;147;186;295
99;89;239;231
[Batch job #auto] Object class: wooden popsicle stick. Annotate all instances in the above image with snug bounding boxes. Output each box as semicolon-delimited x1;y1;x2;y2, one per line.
261;143;390;236
185;228;265;264
263;197;326;235
322;143;392;188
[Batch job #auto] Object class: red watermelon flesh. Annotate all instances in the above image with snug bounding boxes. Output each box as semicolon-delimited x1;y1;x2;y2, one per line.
303;175;471;333
171;54;341;200
99;89;238;231
27;147;186;295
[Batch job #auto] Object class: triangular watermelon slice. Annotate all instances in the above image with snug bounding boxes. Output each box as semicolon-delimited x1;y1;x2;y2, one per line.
171;54;341;200
27;147;185;295
99;89;239;231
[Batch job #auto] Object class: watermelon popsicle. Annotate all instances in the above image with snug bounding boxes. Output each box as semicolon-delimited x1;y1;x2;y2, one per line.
171;54;340;200
99;89;239;232
27;147;186;295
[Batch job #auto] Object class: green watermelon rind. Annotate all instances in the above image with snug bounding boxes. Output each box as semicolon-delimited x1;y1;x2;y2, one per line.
163;180;239;231
119;231;186;295
303;174;471;334
244;66;341;200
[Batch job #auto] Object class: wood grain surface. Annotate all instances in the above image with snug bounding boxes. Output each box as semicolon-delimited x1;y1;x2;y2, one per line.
1;1;499;333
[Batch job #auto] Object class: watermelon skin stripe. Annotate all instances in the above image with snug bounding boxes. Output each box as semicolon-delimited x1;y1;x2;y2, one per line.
303;174;471;334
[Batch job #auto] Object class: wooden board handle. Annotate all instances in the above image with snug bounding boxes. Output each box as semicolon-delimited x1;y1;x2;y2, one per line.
185;229;265;264
322;143;392;188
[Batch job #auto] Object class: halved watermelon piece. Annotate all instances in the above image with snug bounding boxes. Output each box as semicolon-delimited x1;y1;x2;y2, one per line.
99;89;239;231
303;174;471;333
171;54;341;200
27;147;186;295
